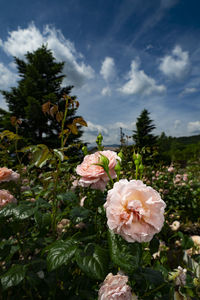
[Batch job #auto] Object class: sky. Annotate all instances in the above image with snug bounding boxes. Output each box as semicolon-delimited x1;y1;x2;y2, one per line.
0;0;200;145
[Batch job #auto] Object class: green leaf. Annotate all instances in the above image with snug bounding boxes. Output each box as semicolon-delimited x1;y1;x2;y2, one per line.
70;207;91;222
108;229;142;273
46;239;78;272
0;203;17;218
12;205;36;220
75;243;109;280
142;268;164;286
57;191;78;205
53;149;64;161
1;264;27;290
34;148;52;168
0;203;35;220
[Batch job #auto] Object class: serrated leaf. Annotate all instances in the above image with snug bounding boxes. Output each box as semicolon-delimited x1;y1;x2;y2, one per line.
0;204;35;220
1;264;27;290
46;239;78;272
12;205;36;220
108;229;142;273
0;203;17;218
75;243;108;280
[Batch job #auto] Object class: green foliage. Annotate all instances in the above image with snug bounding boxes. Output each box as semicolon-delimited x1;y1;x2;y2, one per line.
0;127;200;299
0;45;84;149
108;229;142;273
46;239;78;271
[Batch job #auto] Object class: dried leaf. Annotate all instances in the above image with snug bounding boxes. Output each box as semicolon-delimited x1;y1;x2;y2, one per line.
56;111;63;122
73;117;87;127
67;124;78;135
42;101;51;114
50;105;58;117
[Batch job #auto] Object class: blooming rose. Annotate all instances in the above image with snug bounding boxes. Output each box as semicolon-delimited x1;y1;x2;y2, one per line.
104;179;166;243
76;151;120;191
0;167;20;183
0;189;17;208
98;273;135;300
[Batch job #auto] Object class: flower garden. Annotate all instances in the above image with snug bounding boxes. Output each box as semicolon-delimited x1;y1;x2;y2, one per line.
0;97;200;300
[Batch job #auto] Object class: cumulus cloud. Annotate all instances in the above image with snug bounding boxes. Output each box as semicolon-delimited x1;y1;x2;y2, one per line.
187;121;200;134
83;120;135;145
0;23;94;88
101;86;111;96
159;45;190;79
119;60;166;96
109;121;135;130
100;57;116;81
0;63;18;89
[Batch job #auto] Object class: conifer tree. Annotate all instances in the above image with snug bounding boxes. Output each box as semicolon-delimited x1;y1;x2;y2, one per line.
0;45;83;148
133;109;157;150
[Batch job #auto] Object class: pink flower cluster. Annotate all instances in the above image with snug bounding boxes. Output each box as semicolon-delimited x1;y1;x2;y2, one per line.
76;150;119;191
104;179;166;243
0;167;20;183
98;273;134;300
173;173;188;185
0;189;17;208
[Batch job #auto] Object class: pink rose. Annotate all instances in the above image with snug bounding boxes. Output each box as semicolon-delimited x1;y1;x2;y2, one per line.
76;151;120;191
0;189;17;208
104;179;166;243
98;273;134;300
183;174;188;182
168;166;174;173
0;167;20;183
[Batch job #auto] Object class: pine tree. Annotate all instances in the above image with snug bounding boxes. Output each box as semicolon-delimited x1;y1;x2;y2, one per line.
133;109;157;150
0;45;83;148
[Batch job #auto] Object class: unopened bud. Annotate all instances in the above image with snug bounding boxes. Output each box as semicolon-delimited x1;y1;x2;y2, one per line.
118;151;123;160
82;146;88;156
114;161;121;179
99;154;109;171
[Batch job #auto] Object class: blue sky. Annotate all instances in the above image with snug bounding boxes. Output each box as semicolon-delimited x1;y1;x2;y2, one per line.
0;0;200;145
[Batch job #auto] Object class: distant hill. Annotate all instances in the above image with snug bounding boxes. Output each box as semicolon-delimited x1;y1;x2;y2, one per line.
173;134;200;145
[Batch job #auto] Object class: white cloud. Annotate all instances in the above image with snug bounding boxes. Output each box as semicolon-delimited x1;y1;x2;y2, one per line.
109;121;135;130
100;57;116;81
159;45;190;79
83;120;135;145
0;63;18;89
187;121;200;134
0;23;94;88
182;87;197;94
174;119;181;129
101;86;111;96
119;60;166;96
